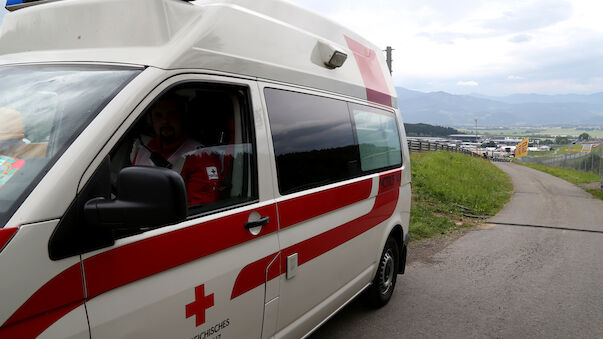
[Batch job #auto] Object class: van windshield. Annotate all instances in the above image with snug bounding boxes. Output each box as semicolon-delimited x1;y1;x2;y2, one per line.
0;65;141;227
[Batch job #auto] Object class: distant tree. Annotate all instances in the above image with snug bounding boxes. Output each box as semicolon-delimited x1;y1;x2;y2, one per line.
481;141;497;148
540;139;554;145
555;136;572;144
578;132;590;141
404;123;460;137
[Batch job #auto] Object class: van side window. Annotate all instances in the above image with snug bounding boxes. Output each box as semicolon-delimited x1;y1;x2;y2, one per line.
264;88;361;195
111;83;257;217
349;104;402;172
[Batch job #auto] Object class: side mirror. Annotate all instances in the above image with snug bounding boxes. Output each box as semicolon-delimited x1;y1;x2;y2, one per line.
84;166;187;229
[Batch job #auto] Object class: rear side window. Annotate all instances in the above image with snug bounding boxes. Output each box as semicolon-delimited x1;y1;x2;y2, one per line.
350;103;402;172
264;88;360;195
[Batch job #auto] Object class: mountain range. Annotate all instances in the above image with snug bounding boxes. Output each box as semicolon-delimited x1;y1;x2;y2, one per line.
396;87;603;127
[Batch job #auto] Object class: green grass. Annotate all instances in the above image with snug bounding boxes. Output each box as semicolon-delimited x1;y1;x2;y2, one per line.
460;127;603;138
517;162;601;185
556;145;584;154
409;151;513;240
587;189;603;200
409;205;458;239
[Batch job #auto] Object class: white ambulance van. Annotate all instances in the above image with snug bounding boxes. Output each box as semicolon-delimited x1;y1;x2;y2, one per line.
0;0;411;337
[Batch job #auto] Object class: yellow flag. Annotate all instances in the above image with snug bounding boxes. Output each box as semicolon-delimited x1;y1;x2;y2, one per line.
515;137;529;158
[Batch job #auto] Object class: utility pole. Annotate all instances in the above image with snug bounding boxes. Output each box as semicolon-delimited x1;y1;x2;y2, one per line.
600;142;603;189
474;118;479;155
385;46;393;75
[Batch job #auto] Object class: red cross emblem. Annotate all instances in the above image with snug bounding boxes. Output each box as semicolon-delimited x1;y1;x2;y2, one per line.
186;284;214;326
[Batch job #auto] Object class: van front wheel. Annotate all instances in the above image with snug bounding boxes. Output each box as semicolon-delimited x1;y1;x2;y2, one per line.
363;237;399;308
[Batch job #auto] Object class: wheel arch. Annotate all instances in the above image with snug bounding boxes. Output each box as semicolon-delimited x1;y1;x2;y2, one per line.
389;224;407;274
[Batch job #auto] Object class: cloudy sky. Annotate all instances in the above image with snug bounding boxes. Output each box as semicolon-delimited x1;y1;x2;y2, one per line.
2;0;602;96
289;0;603;96
0;2;6;27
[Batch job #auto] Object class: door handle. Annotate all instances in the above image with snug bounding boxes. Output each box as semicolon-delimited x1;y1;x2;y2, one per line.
245;216;270;230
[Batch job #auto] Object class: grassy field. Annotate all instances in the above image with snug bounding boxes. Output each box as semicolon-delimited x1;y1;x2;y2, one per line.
458;127;603;138
409;152;513;240
516;162;601;184
555;145;585;154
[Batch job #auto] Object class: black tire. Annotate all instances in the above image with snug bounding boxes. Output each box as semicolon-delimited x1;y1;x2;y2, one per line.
363;237;399;308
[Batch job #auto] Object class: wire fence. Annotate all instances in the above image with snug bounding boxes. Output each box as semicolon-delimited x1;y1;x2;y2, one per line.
407;139;471;154
516;148;602;175
406;139;511;161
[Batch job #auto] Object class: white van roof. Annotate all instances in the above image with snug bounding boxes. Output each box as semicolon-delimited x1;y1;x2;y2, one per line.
0;0;397;107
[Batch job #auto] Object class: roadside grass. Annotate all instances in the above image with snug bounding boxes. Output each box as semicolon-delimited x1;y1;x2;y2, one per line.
516;162;603;201
533;150;555;155
587;189;603;200
516;162;600;185
555;145;583;154
409;151;513;241
462;128;603;138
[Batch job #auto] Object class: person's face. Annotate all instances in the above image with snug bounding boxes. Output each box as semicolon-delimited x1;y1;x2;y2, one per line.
150;100;184;142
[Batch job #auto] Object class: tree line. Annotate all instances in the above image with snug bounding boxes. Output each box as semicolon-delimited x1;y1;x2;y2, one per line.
404;123;461;137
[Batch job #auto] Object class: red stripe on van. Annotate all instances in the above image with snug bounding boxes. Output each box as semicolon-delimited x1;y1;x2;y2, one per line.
0;301;82;339
278;179;372;229
230;253;281;300
345;36;392;107
0;227;18;253
83;204;278;299
231;170;401;299
2;263;84;328
282;187;398;269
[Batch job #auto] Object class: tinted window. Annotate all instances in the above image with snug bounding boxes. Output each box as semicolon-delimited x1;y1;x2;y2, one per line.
264;88;360;195
350;104;402;172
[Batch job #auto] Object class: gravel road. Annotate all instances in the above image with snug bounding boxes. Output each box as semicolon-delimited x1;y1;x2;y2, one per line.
311;162;603;338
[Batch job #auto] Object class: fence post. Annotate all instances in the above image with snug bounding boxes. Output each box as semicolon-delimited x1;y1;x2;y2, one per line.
600;147;603;189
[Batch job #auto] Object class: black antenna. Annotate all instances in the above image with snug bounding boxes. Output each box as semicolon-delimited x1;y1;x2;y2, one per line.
385;46;394;75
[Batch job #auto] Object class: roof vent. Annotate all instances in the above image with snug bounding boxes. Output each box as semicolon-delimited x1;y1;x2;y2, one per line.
317;40;347;69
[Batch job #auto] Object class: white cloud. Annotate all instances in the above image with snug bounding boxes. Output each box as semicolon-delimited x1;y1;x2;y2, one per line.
457;80;479;87
507;75;525;80
291;0;603;95
0;2;6;27
509;34;532;43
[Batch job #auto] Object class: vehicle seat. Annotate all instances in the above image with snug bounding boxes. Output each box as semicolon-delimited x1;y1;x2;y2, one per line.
188;92;236;199
0;107;48;159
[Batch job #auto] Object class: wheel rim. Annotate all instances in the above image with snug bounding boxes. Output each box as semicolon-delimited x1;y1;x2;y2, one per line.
378;249;395;295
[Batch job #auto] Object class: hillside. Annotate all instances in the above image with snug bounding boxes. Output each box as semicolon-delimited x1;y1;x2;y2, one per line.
404;123;460;137
397;87;603;126
410;151;512;239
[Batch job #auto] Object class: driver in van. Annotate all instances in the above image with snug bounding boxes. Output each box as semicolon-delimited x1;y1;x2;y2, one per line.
130;94;222;206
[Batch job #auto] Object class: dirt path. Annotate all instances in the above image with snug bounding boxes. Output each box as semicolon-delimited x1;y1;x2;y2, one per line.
311;163;603;338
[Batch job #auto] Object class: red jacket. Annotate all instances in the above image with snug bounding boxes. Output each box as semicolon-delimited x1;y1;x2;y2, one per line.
132;135;222;206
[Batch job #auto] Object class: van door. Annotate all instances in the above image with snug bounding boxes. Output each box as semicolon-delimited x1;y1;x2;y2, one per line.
262;87;394;337
80;75;279;339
